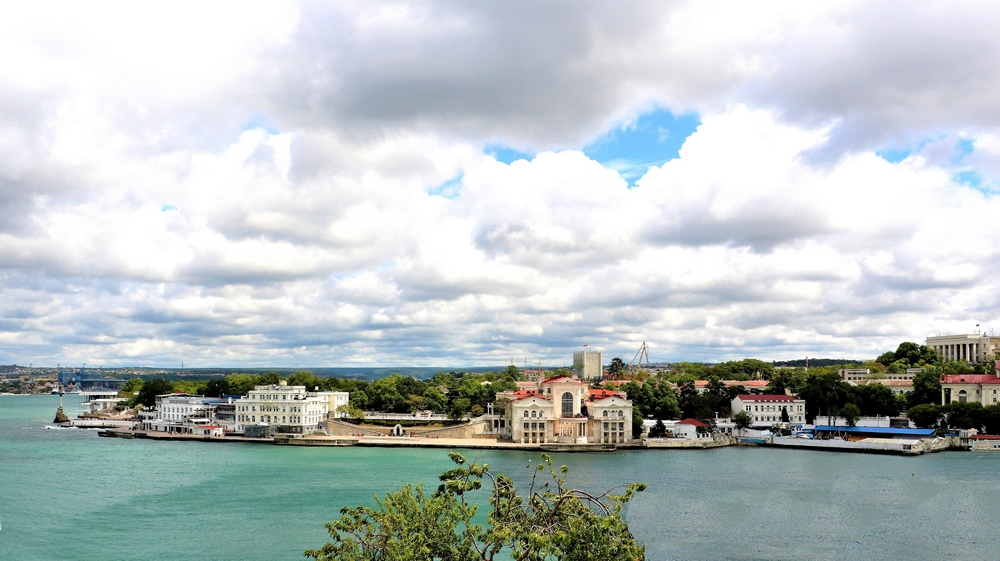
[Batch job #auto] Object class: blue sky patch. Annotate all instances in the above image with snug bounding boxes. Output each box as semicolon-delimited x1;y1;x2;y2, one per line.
483;108;700;185
875;148;911;164
953;170;983;188
427;173;464;199
242;115;279;135
583;108;700;185
161;204;178;212
485;145;534;164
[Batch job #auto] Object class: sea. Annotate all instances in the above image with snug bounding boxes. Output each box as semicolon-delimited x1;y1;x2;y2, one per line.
2;394;999;561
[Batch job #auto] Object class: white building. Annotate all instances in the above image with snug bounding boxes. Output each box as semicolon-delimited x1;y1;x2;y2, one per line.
573;349;603;380
155;394;215;423
496;375;633;444
926;334;1000;364
234;381;348;435
79;390;125;416
673;418;711;439
140;394;230;434
732;394;806;426
839;368;915;395
940;368;1000;405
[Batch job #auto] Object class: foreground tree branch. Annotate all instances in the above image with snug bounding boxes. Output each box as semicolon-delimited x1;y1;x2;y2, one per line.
305;452;646;561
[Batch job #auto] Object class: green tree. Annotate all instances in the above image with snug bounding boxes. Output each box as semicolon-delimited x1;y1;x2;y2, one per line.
944;402;984;430
204;378;229;398
224;373;259;396
713;359;774;381
608;357;626;377
732;411;752;430
449;398;472;420
907;367;942;408
648;419;667;438
907;404;942;429
855;384;900;417
134;378;174;407
982;404;1000;434
632;409;645;439
423;386;449;413
797;372;853;423
876;351;897;366
942;361;973;374
780;407;790;423
838;403;861;427
121;377;144;393
305;453;646;561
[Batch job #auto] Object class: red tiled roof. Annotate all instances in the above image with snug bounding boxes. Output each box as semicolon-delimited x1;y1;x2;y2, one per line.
588;389;625;400
941;374;1000;384
693;380;769;387
509;389;547;401
971;434;1000;440
676;418;709;427
542;375;578;384
736;394;799;402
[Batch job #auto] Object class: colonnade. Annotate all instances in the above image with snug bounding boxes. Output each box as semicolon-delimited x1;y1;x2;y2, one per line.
932;342;980;363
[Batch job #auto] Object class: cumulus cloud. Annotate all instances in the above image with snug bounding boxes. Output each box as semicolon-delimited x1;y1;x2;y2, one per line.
0;2;999;366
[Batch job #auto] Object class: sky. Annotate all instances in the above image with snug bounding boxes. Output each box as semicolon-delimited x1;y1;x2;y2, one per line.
2;1;1000;368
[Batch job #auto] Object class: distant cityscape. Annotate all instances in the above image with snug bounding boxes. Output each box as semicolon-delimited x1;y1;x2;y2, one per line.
7;329;998;456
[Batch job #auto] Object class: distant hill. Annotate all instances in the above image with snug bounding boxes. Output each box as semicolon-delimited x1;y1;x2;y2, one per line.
772;358;865;367
152;366;514;381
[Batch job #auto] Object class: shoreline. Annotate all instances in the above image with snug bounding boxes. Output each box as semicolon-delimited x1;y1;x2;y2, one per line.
93;428;970;456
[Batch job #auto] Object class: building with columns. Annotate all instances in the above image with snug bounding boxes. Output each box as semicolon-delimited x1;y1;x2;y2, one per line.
496;375;633;444
926;334;1000;364
234;381;348;435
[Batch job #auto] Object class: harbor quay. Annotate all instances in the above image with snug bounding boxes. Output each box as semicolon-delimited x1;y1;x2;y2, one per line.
61;349;1000;458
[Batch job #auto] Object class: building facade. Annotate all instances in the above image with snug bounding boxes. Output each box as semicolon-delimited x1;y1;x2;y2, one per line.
572;350;603;380
940;368;1000;406
234;381;348;435
839;368;915;395
731;394;806;426
496;375;633;444
926;334;1000;364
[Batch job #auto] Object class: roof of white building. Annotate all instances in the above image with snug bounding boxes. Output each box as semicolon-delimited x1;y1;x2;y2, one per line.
735;394;801;402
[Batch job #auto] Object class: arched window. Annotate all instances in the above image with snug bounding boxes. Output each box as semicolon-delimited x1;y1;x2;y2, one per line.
959;390;968;403
523;411;528;418
561;392;574;416
531;410;536;418
618;410;624;418
603;410;608;417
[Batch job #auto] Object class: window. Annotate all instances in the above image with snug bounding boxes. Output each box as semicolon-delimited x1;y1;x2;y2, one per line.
523;411;528;418
561;392;574;416
603;411;608;417
523;423;529;429
531;410;536;418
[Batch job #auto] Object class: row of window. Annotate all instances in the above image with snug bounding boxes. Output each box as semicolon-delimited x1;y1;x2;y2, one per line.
753;415;803;422
237;414;317;424
745;404;803;412
238;404;318;413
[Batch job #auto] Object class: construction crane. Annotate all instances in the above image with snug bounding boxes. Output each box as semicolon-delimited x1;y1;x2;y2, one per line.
628;341;651;376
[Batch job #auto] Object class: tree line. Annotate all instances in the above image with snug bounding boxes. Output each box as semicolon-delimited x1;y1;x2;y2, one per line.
119;367;522;419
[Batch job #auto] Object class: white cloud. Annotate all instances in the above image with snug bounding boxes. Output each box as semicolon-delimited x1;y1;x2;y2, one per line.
1;2;1000;366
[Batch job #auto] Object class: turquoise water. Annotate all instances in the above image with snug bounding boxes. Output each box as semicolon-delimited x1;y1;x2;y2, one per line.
2;395;1000;561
